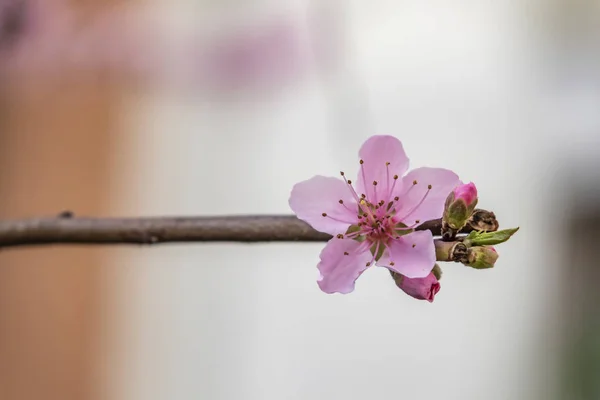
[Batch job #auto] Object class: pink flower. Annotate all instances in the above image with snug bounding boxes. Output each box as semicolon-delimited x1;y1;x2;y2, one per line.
392;272;441;302
289;135;461;294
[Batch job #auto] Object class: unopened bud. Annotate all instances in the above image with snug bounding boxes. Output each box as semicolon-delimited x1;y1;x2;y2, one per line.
390;270;441;302
463;246;499;269
443;182;478;231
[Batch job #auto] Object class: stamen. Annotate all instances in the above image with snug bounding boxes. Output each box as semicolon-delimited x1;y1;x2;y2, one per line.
344;252;349;255
390;261;395;266
368;240;381;267
322;212;356;224
395;221;421;231
336;234;343;239
344;227;372;239
372;180;378;201
386;174;399;202
338;199;355;213
412;244;416;248
360;160;369;200
341;172;367;213
398;185;432;222
399;179;418;199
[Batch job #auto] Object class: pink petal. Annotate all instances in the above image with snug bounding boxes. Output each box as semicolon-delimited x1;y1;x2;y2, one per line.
317;238;372;294
393;167;461;224
355;136;410;204
289;175;358;235
378;231;436;278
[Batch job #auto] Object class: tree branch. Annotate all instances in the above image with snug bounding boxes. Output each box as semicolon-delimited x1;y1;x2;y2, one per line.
0;210;497;248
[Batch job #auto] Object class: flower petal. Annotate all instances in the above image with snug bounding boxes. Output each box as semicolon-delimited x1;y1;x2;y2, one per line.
378;230;436;278
289;176;358;235
317;238;372;294
356;135;410;204
393;167;461;224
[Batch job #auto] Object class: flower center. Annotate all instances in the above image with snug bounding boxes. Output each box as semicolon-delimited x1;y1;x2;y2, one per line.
322;160;434;266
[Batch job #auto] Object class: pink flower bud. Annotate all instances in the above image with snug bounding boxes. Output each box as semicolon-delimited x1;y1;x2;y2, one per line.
453;182;478;206
443;182;479;230
391;271;441;302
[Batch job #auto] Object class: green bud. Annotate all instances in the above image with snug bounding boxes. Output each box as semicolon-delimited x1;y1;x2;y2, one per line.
464;246;499;269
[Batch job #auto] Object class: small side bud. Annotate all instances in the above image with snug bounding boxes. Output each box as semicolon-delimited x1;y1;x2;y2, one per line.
389;270;441;303
463;246;499;269
467;209;499;232
443;182;479;232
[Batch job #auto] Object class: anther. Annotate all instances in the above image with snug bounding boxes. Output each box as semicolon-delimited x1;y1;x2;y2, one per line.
340;171;345;176
386;162;390;166
322;213;327;217
394;196;399;201
428;184;432;189
373;180;378;186
344;252;349;255
336;234;343;239
412;244;416;248
393;175;398;179
366;262;371;267
347;180;352;184
415;220;420;224
338;199;344;204
359;159;364;164
361;194;366;199
390;262;395;266
413;180;418;185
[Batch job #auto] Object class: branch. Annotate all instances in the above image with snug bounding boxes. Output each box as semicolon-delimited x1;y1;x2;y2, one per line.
0;210;497;248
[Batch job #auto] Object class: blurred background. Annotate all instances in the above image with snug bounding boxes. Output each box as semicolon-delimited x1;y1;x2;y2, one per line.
0;0;599;399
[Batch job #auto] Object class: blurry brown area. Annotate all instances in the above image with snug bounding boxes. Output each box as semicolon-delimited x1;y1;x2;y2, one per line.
557;167;600;400
0;66;118;400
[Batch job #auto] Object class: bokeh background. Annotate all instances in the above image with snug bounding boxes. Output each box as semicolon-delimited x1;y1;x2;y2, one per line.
1;1;599;399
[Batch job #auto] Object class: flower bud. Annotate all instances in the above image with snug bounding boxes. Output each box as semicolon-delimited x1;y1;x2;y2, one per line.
443;182;479;231
464;246;498;269
390;270;441;302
